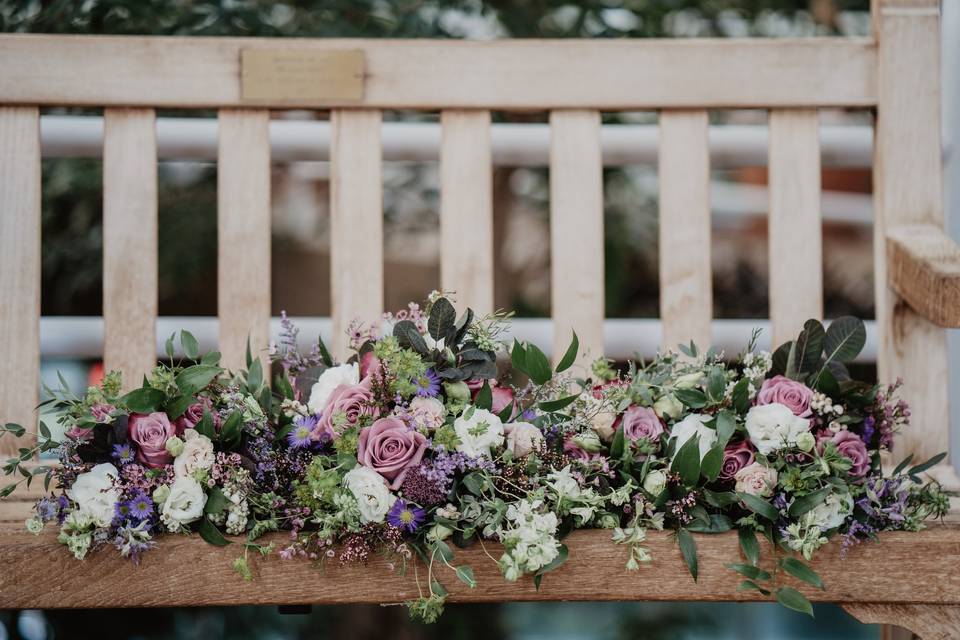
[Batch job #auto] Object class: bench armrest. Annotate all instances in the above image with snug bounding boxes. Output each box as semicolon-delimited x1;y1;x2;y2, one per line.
887;224;960;327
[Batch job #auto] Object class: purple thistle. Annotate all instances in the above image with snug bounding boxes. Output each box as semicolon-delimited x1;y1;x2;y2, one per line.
387;499;425;533
112;443;135;465
414;368;441;398
288;415;318;449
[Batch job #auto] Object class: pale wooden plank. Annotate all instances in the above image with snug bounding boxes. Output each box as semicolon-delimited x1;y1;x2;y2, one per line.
658;110;712;351
768;109;823;345
440;110;493;314
845;604;960;640
217;109;271;371
0;526;959;608
0;35;877;109
549;110;604;367
329;109;383;360
886;224;960;328
0;107;40;457
873;1;953;472
103;109;158;388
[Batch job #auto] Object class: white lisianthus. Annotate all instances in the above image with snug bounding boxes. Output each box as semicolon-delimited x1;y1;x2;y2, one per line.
802;492;854;531
643;470;668;496
343;465;397;524
734;462;779;497
307;363;360;415
505;422;545;458
745;403;811;455
454;407;505;458
669;414;717;461
160;476;207;532
174;429;215;478
674;372;704;390
653;394;683;420
497;498;561;580
67;463;120;527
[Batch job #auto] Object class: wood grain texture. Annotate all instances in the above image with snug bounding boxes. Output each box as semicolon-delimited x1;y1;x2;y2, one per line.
0;525;958;609
0;35;877;109
886;224;960;328
0;107;40;457
768;109;823;346
330;109;383;360
844;603;960;640
549;110;604;368
440;110;494;314
873;5;950;467
659;110;712;351
103;108;157;388
217;109;272;371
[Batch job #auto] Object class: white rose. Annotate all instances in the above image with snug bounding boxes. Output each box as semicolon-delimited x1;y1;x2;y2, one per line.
67;463;119;527
505;422;545;458
670;414;717;461
454;407;505;458
344;465;396;524
160;476;207;531
174;429;215;478
745;403;811;455
653;394;683;420
802;492;853;531
307;363;360;414
734;462;779;497
409;396;446;431
643;469;668;496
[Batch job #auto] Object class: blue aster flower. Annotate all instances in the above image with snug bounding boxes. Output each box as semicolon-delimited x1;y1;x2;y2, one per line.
387;499;426;533
288;415;317;449
414;368;441;398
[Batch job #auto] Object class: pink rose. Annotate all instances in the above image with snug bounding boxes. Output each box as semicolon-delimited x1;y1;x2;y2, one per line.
174;398;221;435
90;403;115;423
65;425;93;443
465;378;488;392
357;417;428;489
360;351;382;379
312;377;379;441
820;429;870;477
490;384;515;416
614;406;664;442
128;412;176;468
564;437;600;462
719;440;755;481
735;462;778;497
756;375;813;417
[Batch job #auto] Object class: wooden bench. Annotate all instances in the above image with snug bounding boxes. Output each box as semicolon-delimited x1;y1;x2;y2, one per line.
2;1;960;636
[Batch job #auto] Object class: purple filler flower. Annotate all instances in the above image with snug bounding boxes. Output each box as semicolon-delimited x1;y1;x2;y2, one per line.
288;415;318;449
387;499;426;533
414;369;441;397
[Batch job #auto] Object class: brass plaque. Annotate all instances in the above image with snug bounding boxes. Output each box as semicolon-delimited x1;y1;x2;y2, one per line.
241;49;365;105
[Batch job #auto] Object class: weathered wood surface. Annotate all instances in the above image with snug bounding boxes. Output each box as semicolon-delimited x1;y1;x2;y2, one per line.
0;107;40;457
0;525;958;609
0;36;877;109
844;603;960;640
886;225;960;328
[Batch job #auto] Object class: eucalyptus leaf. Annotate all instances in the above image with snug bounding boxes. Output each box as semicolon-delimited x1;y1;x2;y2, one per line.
677;529;698;581
181;330;200;360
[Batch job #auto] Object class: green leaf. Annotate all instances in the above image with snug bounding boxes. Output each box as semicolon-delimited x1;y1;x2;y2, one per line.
687;514;732;533
738;492;780;522
609;424;626;460
731;379;750;414
715;410;736;448
196;410;216;440
738;527;760;566
455;565;477;588
165;395;194;421
461;472;487;496
197;519;231;546
700;445;723;482
181;330;200;360
524;343;553;385
203;486;230;516
775;586;814;617
475;381;492;411
674;388;708;409
38;421;51;440
200;351;221;366
274;374;295;401
219;412;243;449
2;424;26;438
892;454;914;476
245;336;253;369
784;341;799;380
432;540;454;563
175;364;222;397
706;367;726;401
794;319;825;376
726;562;771;581
788;487;832;518
428;297;456;342
770;341;793;377
164;334;176;360
779;557;824;590
510;340;527;375
677;529;698;581
247;358;263;392
430;579;448;598
555;332;579;373
121;387;166;414
907;452;948;476
704;490;738;508
394;320;429;355
538;394;579;413
317;335;334;367
671;434;701;486
823;316;866;365
535;544;568;577
737;580;771;595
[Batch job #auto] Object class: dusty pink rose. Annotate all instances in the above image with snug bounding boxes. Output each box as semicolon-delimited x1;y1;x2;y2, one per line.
563;437;600;462
357;416;428;489
735;462;778;497
490;384;515;416
128;412;176;468
90;403;115;423
65;425;94;443
313;377;379;441
174;398;221;435
360;351;382;379
756;375;813;417
820;429;870;477
614;406;664;442
719;440;755;481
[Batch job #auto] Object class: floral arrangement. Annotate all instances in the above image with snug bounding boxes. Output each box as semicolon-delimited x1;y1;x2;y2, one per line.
0;296;950;621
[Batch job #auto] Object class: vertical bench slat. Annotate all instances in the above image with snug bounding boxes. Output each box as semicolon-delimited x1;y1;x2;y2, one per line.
0;107;40;456
330;109;383;360
768;109;823;345
659;110;712;351
440;110;493;314
874;0;950;467
218;109;271;371
103;108;157;388
549;110;604;367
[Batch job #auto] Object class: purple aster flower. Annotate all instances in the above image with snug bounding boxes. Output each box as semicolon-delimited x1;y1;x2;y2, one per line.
413;369;441;398
387;499;425;533
114;500;132;522
127;492;154;521
112;443;135;465
288;415;318;449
